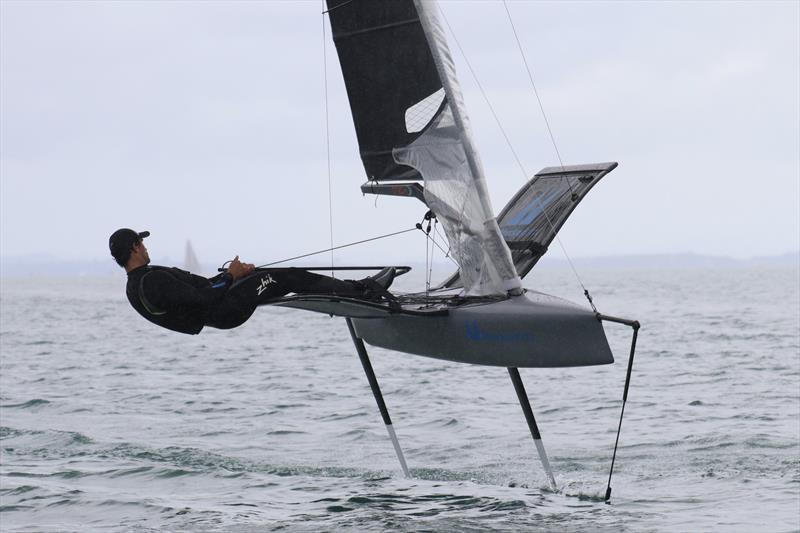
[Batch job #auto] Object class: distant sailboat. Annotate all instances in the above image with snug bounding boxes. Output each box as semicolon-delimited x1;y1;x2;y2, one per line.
183;240;201;274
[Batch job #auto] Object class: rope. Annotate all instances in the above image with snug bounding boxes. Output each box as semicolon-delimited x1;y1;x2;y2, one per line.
501;0;576;201
501;1;566;176
439;2;594;306
428;218;438;294
433;223;451;258
437;6;529;180
422;214;439;297
500;1;595;306
322;4;335;280
424;220;430;295
416;217;459;269
255;227;418;269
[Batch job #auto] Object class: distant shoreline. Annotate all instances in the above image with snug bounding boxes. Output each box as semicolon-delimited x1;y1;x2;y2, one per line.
1;252;797;278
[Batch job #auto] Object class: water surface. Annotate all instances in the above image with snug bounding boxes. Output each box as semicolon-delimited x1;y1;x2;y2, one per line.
1;266;798;531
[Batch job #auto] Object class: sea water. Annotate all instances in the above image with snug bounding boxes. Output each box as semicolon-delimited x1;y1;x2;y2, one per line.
1;266;798;532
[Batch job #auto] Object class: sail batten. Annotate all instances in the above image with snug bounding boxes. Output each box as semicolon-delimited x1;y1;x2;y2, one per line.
330;18;421;40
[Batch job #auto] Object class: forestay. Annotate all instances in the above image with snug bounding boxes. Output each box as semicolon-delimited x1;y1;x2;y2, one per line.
326;0;521;296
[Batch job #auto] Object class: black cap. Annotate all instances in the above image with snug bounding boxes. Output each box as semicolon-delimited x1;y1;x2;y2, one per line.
109;228;150;265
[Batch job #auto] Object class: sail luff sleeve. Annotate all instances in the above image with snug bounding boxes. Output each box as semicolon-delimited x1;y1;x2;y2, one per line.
402;0;521;295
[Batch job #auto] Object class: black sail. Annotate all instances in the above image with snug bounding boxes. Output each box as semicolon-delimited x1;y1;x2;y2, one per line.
326;0;444;182
327;0;522;296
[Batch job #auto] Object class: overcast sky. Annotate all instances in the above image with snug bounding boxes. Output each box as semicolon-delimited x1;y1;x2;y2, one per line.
1;0;798;267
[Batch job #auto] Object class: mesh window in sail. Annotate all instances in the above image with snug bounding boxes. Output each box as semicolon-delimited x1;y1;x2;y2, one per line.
405;88;445;133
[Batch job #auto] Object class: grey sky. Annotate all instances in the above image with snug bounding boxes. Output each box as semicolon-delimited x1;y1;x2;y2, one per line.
1;0;798;267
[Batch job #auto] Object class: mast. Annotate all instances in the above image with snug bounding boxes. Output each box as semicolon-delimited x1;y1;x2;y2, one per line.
411;0;521;295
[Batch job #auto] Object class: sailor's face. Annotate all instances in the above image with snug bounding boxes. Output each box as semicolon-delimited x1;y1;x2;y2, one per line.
133;240;150;264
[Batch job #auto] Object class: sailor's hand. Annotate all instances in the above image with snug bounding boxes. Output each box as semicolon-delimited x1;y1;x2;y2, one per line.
227;256;254;280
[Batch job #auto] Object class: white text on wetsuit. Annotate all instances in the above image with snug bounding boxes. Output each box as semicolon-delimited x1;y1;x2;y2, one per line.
256;274;276;296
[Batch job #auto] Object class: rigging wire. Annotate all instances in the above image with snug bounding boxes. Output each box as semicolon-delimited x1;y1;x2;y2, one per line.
416;218;459;269
424;221;430;295
501;1;566;174
437;6;530;180
428;218;438;294
255;227;419;268
322;3;335;280
501;1;593;308
422;214;438;296
433;223;451;259
438;2;596;309
320;6;421;283
430;236;458;268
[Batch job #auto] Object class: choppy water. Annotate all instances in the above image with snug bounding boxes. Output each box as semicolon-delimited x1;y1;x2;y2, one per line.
1;266;798;532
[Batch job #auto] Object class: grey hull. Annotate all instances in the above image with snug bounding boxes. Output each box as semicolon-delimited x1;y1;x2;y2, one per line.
276;291;613;368
351;292;613;368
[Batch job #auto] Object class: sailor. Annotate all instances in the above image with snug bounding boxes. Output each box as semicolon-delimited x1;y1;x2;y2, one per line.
109;228;395;335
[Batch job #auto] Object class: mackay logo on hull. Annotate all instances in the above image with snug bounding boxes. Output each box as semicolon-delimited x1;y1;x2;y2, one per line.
464;321;533;342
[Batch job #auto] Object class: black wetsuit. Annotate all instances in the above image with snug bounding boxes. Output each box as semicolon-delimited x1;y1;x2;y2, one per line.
125;265;361;334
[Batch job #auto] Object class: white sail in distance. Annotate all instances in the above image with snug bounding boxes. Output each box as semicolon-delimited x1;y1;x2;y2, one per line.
184;240;201;274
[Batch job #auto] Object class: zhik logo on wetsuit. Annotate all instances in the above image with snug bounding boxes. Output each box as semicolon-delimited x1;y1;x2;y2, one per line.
256;274;276;296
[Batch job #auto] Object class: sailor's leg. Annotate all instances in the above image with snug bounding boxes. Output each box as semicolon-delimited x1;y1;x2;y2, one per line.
204;269;366;329
508;367;558;491
251;267;397;298
225;269;359;305
267;268;365;296
203;272;292;329
346;318;410;477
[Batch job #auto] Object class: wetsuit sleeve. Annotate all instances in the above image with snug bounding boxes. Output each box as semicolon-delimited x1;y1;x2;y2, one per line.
141;269;234;313
180;269;229;290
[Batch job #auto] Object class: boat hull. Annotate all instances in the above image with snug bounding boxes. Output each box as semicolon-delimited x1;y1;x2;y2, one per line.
273;290;613;368
351;292;613;368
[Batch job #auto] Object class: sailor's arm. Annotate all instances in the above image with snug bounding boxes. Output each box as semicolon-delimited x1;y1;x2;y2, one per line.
142;256;255;312
227;256;254;280
201;256;253;288
142;270;231;312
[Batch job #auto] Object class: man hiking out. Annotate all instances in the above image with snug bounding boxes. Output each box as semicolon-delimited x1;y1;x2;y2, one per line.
109;228;395;335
